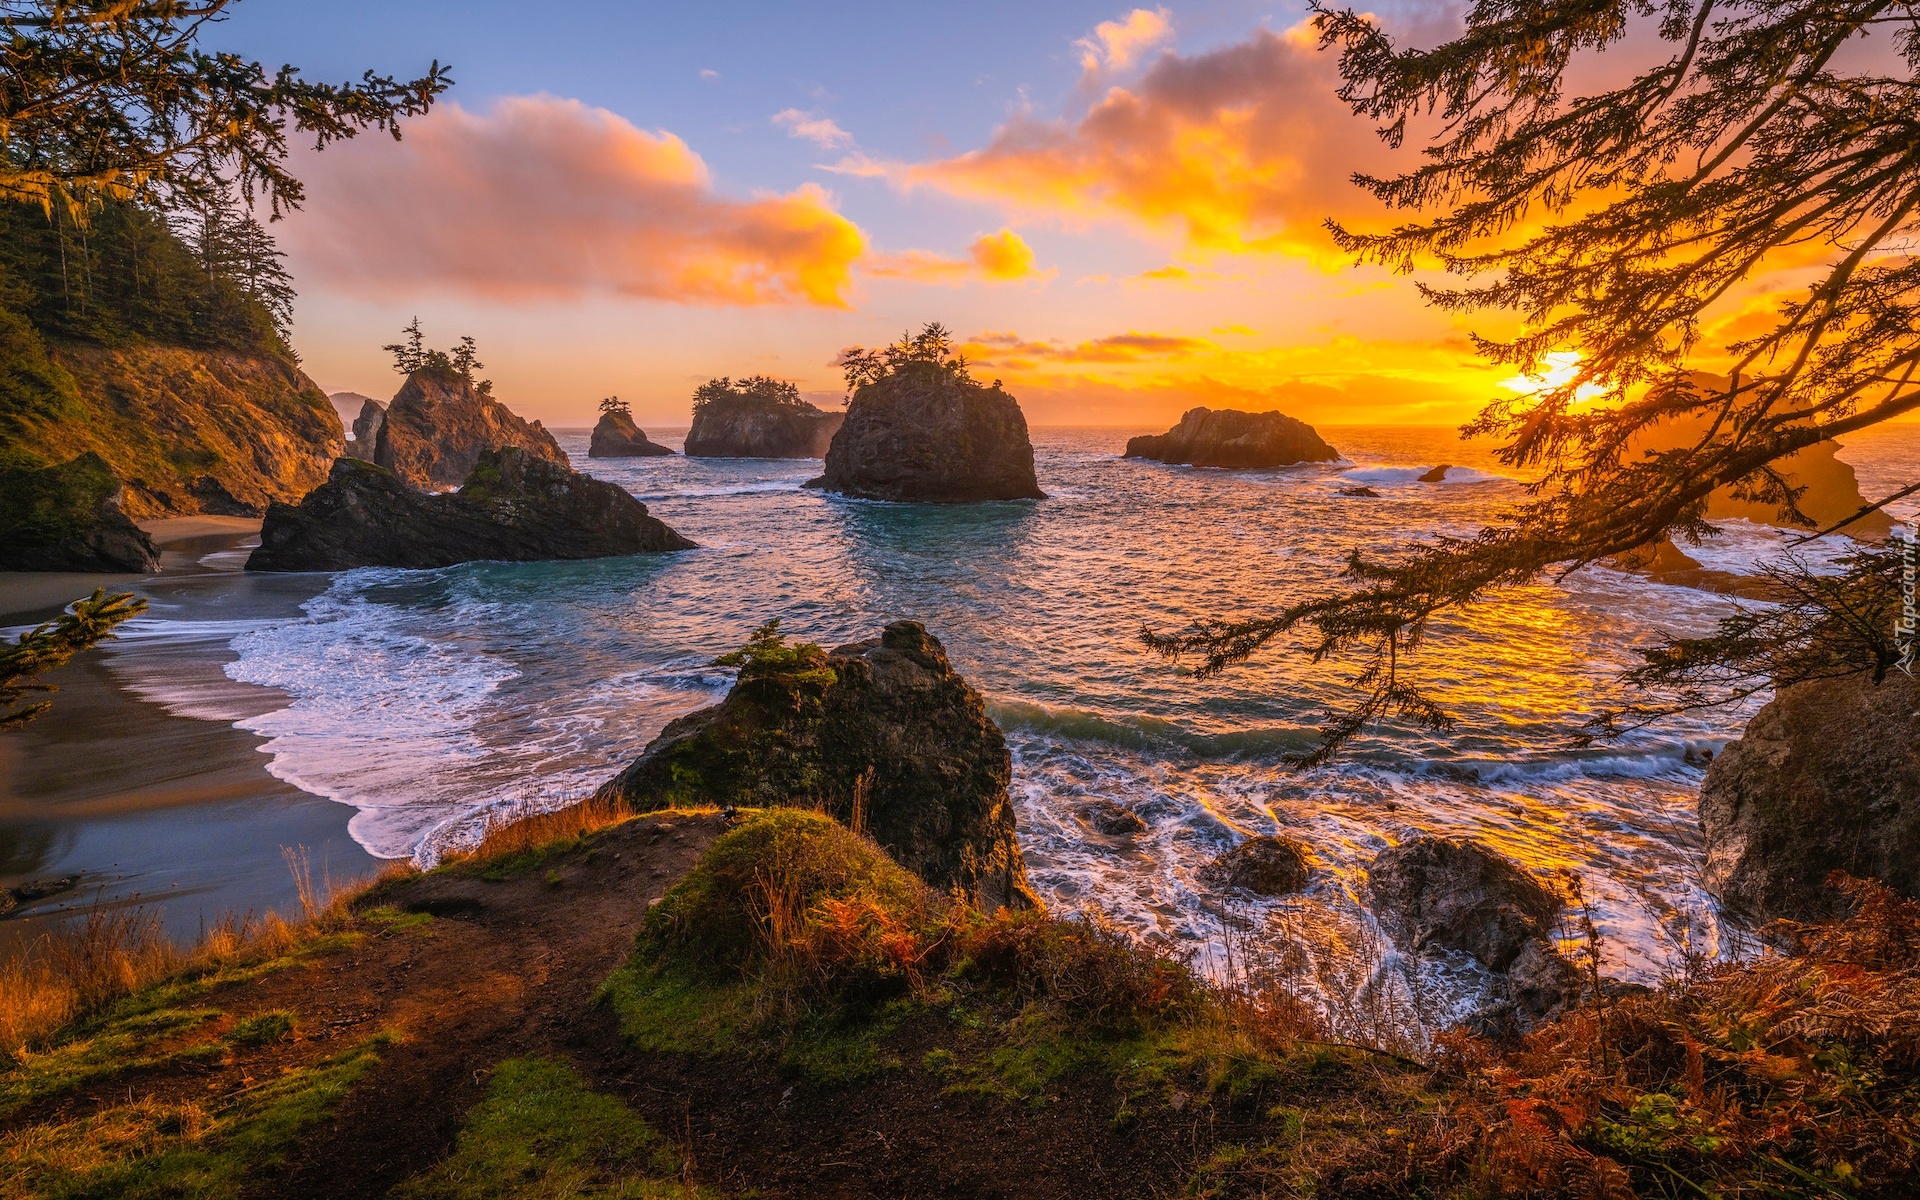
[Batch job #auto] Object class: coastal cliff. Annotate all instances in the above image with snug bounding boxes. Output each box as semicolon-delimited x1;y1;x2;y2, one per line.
373;368;568;490
1125;407;1340;468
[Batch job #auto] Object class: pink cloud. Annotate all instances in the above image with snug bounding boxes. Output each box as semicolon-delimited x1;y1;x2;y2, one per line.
285;96;867;307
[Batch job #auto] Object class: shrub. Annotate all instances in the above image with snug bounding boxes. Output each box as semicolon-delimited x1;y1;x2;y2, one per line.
956;910;1203;1034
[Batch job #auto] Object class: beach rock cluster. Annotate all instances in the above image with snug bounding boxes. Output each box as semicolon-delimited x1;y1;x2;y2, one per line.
247;449;693;572
685;394;843;458
588;410;674;458
1368;836;1580;1027
1125;407;1339;469
810;366;1043;503
373;368;568;490
0;453;159;572
1699;671;1920;921
595;620;1037;912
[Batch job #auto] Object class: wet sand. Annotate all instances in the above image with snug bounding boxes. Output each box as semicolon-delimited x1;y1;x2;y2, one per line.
0;520;380;949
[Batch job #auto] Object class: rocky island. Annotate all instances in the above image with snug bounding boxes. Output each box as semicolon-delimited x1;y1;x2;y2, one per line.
594;619;1036;912
247;448;694;571
683;375;843;458
809;325;1043;503
1125;406;1339;468
588;398;674;458
372;365;568;490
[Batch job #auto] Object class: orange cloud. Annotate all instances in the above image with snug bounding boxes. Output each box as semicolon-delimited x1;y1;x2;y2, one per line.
866;228;1050;284
286;96;867;307
1077;7;1173;75
908;26;1392;260
966;330;1213;364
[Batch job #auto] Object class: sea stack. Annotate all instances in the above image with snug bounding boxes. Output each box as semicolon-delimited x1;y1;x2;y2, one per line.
684;377;844;458
345;396;386;461
374;367;568;490
811;365;1043;503
1124;407;1339;469
247;449;694;571
594;620;1037;913
588;408;674;458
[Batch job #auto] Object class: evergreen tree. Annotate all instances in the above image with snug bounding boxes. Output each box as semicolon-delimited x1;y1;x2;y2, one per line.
451;335;482;383
1;589;146;728
839;322;972;394
1148;1;1920;762
383;317;425;375
599;395;630;418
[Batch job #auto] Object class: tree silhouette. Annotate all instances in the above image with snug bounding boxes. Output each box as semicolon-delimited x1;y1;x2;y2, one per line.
1;590;147;728
1148;1;1920;762
690;375;807;414
599;395;630;418
382;317;425;374
838;322;973;394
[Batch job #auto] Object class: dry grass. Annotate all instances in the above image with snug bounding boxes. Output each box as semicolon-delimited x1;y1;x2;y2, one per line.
443;795;644;870
0;852;412;1062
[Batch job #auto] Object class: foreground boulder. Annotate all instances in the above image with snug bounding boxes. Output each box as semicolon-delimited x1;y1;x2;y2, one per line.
595;620;1037;912
685;390;843;458
1125;407;1339;469
247;449;694;571
1368;836;1578;1026
374;368;568;490
810;365;1043;503
1200;835;1311;896
1700;672;1920;921
0;453;158;572
588;410;673;458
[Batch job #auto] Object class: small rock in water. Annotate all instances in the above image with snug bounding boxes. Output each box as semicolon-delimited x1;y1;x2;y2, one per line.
1082;801;1148;836
1198;835;1311;896
1337;485;1382;498
0;875;81;914
1418;464;1452;482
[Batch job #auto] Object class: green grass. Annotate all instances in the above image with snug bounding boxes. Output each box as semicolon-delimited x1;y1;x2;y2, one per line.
0;1032;394;1200
0;1007;225;1120
391;1057;708;1199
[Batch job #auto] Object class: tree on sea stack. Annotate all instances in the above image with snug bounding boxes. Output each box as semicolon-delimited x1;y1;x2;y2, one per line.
1149;0;1920;762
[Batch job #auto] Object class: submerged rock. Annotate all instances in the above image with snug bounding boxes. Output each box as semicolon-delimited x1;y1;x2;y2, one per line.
1338;486;1382;498
685;393;844;458
247;449;694;571
594;620;1037;912
0;453;159;572
1124;407;1339;469
1199;835;1311;896
374;368;568;490
1700;671;1920;921
1083;800;1148;836
809;365;1043;503
588;410;674;458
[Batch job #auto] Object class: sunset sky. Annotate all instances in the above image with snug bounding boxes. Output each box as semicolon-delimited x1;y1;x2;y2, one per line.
212;1;1835;428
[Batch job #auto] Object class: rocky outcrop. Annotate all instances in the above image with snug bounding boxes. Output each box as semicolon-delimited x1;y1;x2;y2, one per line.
809;366;1043;503
329;391;378;437
247;449;694;572
1200;835;1311;896
1604;537;1778;600
588;411;674;458
1368;836;1579;1027
373;369;568;490
11;342;343;519
1124;407;1339;469
594;620;1037;912
345;397;386;461
685;396;843;459
1418;465;1453;483
1700;672;1920;921
1083;800;1147;836
0;453;159;572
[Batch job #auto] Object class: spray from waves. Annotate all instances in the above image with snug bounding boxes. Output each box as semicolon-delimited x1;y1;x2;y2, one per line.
1335;464;1517;486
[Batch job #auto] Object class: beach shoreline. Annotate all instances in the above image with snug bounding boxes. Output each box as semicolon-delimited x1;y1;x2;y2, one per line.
0;518;382;951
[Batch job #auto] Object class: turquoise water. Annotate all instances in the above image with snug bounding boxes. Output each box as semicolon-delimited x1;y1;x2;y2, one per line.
110;422;1919;1034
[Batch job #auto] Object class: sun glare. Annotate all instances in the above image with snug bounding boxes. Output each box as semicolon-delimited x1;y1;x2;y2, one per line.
1499;350;1607;402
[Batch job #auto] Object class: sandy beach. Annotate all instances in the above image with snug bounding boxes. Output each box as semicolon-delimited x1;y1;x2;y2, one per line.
0;518;380;949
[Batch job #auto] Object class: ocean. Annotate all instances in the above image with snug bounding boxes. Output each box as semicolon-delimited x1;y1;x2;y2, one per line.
50;423;1920;1036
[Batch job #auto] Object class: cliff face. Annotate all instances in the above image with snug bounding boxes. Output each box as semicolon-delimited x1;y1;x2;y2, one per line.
684;397;843;458
346;397;386;461
1125;407;1340;468
248;449;695;572
373;369;568;489
588;411;674;458
812;366;1043;503
0;452;158;572
2;339;342;519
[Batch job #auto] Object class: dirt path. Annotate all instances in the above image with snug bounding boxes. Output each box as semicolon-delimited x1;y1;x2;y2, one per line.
259;811;727;1198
